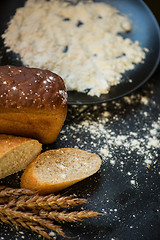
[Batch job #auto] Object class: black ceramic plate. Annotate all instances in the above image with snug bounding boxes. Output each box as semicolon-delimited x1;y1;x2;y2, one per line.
0;0;160;105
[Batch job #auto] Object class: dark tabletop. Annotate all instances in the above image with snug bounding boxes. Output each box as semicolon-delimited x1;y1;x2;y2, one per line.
0;1;160;240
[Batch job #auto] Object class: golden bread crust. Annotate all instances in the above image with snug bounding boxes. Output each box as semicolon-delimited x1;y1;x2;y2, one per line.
0;65;67;143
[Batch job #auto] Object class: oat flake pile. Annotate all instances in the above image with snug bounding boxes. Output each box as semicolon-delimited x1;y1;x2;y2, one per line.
2;0;146;96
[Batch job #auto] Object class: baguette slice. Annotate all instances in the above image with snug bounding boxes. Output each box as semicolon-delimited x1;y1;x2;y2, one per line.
21;148;102;194
0;134;42;179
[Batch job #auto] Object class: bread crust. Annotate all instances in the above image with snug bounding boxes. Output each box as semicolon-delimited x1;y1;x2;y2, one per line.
21;168;88;195
0;109;67;144
0;134;40;157
0;65;67;143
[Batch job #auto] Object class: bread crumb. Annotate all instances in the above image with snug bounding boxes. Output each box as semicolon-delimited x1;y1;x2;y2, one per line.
49;231;57;239
130;180;136;185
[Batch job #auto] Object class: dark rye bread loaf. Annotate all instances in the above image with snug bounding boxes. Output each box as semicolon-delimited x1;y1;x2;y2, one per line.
0;65;67;144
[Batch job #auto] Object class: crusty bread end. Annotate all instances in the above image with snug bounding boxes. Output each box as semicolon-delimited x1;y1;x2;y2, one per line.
0;134;42;179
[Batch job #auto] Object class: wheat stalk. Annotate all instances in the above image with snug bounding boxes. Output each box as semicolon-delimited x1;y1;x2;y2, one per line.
40;209;101;223
2;194;88;211
18;194;87;211
0;186;36;197
0;205;66;238
0;186;101;239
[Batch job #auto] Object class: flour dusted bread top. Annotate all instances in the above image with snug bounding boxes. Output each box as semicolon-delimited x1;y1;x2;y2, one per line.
0;65;67;144
0;65;67;110
21;148;102;194
0;134;42;179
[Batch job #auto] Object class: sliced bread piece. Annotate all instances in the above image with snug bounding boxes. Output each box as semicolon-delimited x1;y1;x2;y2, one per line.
20;148;102;194
0;134;42;179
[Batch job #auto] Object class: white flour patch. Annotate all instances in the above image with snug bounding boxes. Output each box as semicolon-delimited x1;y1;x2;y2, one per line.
2;0;146;96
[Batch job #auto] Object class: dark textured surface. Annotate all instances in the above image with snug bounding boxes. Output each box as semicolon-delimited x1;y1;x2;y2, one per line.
0;0;159;104
0;0;160;240
1;65;160;240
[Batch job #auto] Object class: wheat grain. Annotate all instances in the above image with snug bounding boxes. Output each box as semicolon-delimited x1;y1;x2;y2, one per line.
0;186;36;197
40;210;101;223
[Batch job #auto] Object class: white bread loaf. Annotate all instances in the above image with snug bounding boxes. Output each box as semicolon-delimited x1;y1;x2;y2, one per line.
0;65;67;144
0;134;42;179
20;148;102;194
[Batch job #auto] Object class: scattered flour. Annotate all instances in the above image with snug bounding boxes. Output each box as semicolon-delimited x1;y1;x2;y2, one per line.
59;89;160;171
2;0;146;96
